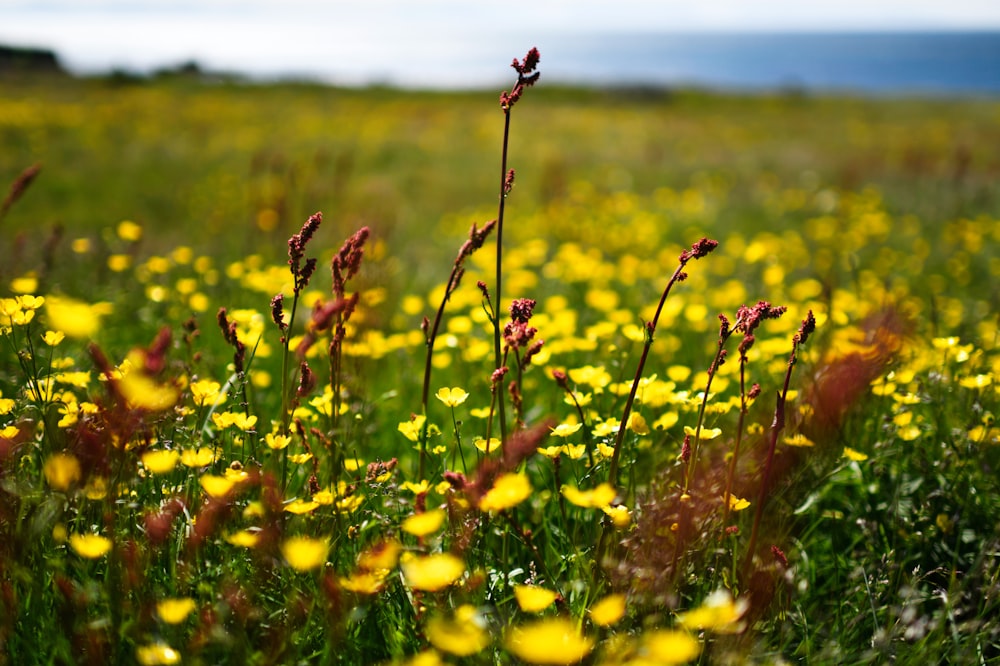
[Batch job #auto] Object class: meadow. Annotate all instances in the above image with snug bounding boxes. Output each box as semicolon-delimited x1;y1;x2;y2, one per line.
1;53;999;665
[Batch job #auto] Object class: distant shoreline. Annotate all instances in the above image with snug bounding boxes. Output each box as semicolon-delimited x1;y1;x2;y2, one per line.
2;31;999;98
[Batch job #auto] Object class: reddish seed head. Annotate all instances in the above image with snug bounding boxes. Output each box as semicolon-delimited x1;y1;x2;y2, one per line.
270;294;286;330
552;369;569;388
680;237;719;262
491;366;509;385
297;361;316;397
509;298;536;324
796;310;817;346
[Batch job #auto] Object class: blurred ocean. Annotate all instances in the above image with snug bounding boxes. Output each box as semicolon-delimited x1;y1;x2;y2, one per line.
542;32;1000;96
4;21;999;95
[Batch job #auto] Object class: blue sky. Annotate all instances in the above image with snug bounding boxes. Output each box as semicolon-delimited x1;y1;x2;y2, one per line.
3;1;1000;85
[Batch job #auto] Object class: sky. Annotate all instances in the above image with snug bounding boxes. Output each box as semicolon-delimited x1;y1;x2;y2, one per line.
3;1;1000;86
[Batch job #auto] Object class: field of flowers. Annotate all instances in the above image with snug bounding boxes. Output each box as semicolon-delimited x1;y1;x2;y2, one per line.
1;53;999;665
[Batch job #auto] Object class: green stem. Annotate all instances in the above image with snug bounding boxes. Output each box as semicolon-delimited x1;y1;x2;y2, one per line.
608;260;688;491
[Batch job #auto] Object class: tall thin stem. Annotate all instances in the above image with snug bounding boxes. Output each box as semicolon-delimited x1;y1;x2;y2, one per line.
608;238;718;491
744;311;815;573
492;109;512;447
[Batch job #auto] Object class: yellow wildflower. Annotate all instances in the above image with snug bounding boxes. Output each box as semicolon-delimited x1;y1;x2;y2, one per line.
514;584;559;613
435;387;470;407
479;473;532;512
402;509;446;537
156;598;197;624
677;590;747;633
180;447;215;468
642;629;701;664
225;530;260;548
401;552;465;592
284;499;320;514
683;425;723;440
141;450;180;475
135;643;180;666
281;536;328;571
474;437;501;453
506;618;594;664
843;447;869;462
426;605;490;657
43;453;81;491
561;483;617;509
589;593;626;627
68;533;112;559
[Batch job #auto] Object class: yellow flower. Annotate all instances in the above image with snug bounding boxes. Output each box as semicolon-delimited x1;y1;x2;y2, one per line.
589;593;626;627
358;539;402;571
676;590;747;633
591;418;621;438
180;447;215;468
514;584;559;613
401;552;465;591
642;629;701;664
398;415;428;442
199;474;235;498
141;450;180;474
135;643;180;666
401;479;432;494
435;386;470;407
506;618;594;664
117;220;143;241
281;536;328;571
602;505;632;528
727;495;751;511
959;373;993;389
479;473;532;512
45;296;109;339
225;530;260;548
402;509;446;537
655;411;680;430
0;397;15;415
42;330;65;346
156;598;197;624
119;372;179;412
402;651;445;666
284;499;320;514
783;433;814;447
560;483;617;509
843;447;869;462
43;453;81;491
10;274;38;294
549;422;583;438
426;605;490;657
474;437;501;453
339;570;391;595
265;433;292;450
68;533;112;559
189;379;222;406
683;426;722;440
289;453;313;464
628;412;650;435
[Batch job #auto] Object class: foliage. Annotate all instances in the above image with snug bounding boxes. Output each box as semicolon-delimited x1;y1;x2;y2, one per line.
1;53;998;665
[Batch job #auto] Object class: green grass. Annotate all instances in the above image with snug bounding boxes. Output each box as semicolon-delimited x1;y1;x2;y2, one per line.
1;71;998;665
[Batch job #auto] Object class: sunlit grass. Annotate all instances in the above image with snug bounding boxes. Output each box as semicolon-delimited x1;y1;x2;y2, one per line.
1;63;999;664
